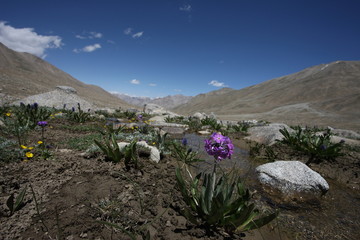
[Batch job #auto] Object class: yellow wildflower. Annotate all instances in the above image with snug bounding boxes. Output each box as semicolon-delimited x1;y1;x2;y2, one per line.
23;159;29;163
28;147;34;150
21;145;27;149
152;142;156;145
5;112;11;117
38;141;43;144
26;152;34;158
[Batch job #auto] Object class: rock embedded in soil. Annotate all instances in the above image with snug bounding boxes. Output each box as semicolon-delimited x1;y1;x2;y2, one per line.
256;160;329;200
118;141;160;163
245;123;292;145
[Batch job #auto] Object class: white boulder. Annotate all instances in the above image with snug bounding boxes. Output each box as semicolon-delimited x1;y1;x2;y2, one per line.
256;161;329;197
245;123;292;145
118;141;160;163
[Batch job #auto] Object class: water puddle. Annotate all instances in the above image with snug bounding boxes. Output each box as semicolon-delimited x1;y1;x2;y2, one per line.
181;133;360;240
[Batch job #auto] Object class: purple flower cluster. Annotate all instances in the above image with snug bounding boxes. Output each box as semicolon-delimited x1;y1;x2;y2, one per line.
137;114;143;121
37;121;48;127
204;133;234;161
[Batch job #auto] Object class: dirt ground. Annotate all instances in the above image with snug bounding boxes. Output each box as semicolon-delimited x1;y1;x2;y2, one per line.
0;119;359;240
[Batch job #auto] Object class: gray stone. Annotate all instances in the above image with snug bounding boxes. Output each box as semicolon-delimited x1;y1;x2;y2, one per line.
330;135;360;147
244;123;292;145
56;86;77;94
198;130;211;135
192;112;207;120
118;141;160;163
256;161;329;197
13;87;95;111
331;128;360;140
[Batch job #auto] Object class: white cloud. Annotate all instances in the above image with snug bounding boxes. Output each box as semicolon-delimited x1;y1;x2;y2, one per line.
208;80;227;87
130;79;140;85
149;83;157;87
90;32;102;38
174;89;182;92
124;27;132;35
73;43;101;53
124;28;144;39
0;21;62;58
75;34;86;39
132;31;143;38
180;4;192;12
76;31;102;39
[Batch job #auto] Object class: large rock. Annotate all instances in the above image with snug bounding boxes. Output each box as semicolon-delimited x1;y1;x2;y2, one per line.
192;112;207;120
118;141;160;163
245;123;292;145
13;87;95;111
331;128;360;140
150;122;188;135
256;161;329;198
56;86;77;94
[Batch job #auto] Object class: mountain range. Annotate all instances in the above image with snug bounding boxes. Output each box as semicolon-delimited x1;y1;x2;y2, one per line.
112;93;192;109
0;41;359;130
0;43;131;109
173;61;360;130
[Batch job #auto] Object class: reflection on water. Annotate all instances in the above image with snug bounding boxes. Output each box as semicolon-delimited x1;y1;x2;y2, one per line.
183;133;254;177
180;133;360;240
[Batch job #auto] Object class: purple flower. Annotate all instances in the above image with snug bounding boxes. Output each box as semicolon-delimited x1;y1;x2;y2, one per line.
71;107;75;112
182;138;188;146
137;114;143;121
37;121;48;127
204;133;234;161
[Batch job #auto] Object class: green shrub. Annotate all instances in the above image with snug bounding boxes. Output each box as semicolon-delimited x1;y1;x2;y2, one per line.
278;127;344;164
65;103;92;123
0;137;22;162
171;139;203;165
175;168;278;234
186;117;202;132
94;133;123;163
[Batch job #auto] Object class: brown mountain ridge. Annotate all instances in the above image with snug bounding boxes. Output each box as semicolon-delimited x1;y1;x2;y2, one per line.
0;43;132;109
173;61;360;130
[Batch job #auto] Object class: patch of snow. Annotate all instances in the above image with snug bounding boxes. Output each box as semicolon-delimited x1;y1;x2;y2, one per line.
320;64;329;71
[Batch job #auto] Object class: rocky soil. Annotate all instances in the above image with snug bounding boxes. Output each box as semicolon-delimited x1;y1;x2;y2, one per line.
0;118;359;240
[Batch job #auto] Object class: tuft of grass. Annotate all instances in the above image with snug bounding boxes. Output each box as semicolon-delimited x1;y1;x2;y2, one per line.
57;124;100;133
62;133;102;150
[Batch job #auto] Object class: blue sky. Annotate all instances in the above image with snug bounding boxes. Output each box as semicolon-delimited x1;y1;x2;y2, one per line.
1;0;360;98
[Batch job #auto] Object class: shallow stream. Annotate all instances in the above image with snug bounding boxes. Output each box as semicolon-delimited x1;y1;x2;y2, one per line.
180;133;360;240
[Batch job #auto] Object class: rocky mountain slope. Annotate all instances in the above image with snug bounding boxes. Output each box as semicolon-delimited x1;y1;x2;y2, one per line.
113;93;192;110
173;61;360;130
0;43;132;109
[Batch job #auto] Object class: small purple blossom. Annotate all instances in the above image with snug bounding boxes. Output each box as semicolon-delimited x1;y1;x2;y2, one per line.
320;145;327;150
182;138;188;146
204;133;234;161
37;121;48;127
137;114;143;121
31;102;38;109
71;107;75;112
